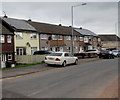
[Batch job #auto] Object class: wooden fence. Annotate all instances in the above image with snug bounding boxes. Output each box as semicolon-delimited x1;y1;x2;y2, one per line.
15;55;46;64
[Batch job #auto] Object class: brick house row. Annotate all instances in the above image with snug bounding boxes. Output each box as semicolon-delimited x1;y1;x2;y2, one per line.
0;17;101;67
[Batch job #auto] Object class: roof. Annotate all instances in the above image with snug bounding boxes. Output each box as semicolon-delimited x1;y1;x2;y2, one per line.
1;17;37;32
99;35;120;41
74;28;98;37
27;21;80;36
0;23;13;35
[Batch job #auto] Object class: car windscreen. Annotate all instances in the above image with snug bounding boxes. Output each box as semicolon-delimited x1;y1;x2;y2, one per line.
49;53;62;56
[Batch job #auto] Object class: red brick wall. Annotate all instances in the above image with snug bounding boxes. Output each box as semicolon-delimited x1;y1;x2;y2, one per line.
2;35;14;53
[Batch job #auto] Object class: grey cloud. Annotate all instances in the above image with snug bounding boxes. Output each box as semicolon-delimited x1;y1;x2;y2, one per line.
1;2;118;34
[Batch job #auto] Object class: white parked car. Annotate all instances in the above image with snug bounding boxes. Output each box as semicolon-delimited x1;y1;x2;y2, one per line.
85;49;100;54
44;52;78;67
112;50;120;57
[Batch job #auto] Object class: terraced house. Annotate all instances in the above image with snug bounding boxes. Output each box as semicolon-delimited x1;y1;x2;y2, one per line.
27;20;82;53
74;28;101;51
0;20;15;68
2;17;39;55
1;17;101;55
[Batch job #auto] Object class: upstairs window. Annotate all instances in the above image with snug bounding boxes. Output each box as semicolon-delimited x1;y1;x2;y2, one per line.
40;34;47;39
7;35;12;43
74;36;77;40
98;38;101;42
30;33;37;39
52;35;57;40
66;36;71;40
0;35;5;43
84;37;89;43
80;37;83;41
16;32;23;39
58;35;62;40
93;38;97;41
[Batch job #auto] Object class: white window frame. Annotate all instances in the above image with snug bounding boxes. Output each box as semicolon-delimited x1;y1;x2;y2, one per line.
16;48;24;55
84;37;89;43
98;38;101;42
58;35;62;40
0;35;5;43
8;54;12;60
80;37;84;41
40;34;47;39
41;47;48;50
52;35;57;40
30;33;37;39
16;32;23;39
7;35;12;43
66;36;71;40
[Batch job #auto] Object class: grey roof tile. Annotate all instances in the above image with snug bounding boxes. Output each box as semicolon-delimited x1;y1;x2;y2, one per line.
74;28;98;37
2;17;36;31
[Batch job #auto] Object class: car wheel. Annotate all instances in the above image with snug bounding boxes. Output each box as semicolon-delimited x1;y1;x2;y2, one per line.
99;56;101;58
74;59;78;65
62;61;66;67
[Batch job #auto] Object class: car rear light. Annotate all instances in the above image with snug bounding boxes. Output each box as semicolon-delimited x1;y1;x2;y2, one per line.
55;58;60;61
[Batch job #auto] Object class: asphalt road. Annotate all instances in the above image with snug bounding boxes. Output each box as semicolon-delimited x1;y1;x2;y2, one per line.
2;58;118;98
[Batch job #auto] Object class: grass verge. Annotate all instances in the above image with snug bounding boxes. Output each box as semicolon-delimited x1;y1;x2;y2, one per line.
1;62;45;70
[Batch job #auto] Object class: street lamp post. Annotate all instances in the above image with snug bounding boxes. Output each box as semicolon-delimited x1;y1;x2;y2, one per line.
71;3;87;56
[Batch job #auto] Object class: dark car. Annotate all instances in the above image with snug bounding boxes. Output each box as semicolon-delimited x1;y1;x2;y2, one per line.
98;50;114;59
33;50;53;55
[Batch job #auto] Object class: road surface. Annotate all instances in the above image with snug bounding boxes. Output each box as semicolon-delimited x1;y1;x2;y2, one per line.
2;58;118;98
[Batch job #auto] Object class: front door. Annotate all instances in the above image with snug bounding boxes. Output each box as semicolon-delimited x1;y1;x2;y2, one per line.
0;54;6;68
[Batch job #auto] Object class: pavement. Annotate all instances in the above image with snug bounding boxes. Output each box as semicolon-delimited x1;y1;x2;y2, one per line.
2;57;100;79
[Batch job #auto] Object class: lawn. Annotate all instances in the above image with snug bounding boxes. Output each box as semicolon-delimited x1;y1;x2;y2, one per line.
1;62;45;70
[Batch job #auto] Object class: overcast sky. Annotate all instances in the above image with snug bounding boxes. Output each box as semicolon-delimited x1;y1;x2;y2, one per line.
1;2;118;34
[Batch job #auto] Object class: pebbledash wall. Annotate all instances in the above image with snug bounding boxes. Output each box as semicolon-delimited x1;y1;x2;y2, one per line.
14;31;39;55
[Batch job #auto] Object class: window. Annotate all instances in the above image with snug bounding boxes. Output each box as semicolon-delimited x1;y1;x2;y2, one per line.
16;32;23;39
58;35;62;40
40;34;47;39
41;47;48;50
84;37;89;43
31;47;37;55
0;35;5;43
30;33;37;39
50;53;62;56
52;35;57;40
74;36;76;40
93;38;97;41
66;36;71;40
8;54;12;60
7;35;12;43
16;48;26;55
67;47;71;51
98;38;101;42
80;37;83;41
